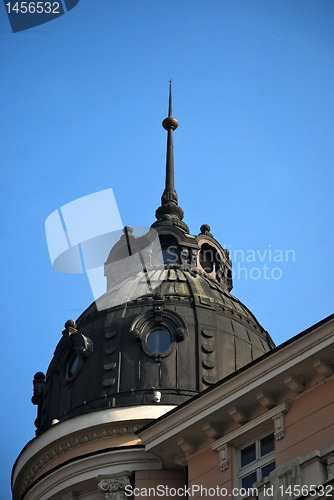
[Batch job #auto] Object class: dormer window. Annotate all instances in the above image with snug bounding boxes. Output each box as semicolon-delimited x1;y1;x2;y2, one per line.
157;245;178;263
157;236;180;264
199;244;215;273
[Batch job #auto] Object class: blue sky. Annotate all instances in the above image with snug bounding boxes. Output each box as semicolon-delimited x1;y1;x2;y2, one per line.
1;1;334;498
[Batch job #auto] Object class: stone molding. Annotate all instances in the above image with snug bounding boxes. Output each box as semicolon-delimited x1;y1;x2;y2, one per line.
13;406;175;495
211;402;290;458
218;444;230;471
212;402;290;470
273;411;287;440
19;424;141;496
16;448;161;500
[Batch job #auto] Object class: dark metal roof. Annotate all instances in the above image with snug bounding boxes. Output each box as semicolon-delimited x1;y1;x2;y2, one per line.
33;256;274;434
31;86;275;435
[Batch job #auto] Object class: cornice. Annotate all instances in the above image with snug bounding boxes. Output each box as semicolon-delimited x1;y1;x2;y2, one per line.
18;423;141;496
21;448;162;500
13;405;175;496
211;402;290;450
138;318;334;450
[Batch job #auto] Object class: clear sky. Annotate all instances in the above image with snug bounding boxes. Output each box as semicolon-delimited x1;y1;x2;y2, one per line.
1;1;334;498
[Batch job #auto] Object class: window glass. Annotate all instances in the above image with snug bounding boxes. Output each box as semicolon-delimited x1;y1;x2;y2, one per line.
147;329;171;354
242;472;257;490
261;461;276;478
260;433;275;456
66;352;79;379
157;245;178;264
239;433;275;489
241;442;256;467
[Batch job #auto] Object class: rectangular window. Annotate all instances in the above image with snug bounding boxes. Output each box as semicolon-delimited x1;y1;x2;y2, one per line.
238;433;275;488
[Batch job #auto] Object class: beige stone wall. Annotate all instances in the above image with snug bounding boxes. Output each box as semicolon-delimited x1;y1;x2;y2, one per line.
277;378;334;466
188;448;232;499
184;378;334;498
134;469;186;500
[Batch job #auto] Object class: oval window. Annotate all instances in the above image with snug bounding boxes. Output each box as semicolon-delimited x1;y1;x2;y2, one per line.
147;329;171;354
66;352;80;380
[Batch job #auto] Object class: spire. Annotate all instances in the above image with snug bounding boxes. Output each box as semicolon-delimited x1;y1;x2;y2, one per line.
162;80;178;202
155;82;188;231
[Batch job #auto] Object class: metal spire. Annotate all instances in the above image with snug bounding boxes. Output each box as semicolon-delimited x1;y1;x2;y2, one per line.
168;79;173;116
162;80;178;205
155;82;187;228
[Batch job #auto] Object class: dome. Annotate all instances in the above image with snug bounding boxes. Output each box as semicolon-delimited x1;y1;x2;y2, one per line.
34;224;274;435
31;85;275;435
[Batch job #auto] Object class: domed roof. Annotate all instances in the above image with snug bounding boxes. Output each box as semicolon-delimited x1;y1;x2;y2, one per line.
31;85;275;435
34;225;274;434
80;266;268;335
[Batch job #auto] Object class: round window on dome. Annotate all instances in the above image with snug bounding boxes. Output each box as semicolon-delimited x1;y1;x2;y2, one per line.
66;352;80;380
147;329;171;354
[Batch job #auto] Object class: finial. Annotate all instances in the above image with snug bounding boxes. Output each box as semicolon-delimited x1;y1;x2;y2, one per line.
154;82;189;232
162;81;179;131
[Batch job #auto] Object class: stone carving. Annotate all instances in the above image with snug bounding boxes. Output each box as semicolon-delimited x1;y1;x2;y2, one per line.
200;224;213;237
216;262;227;284
59;320;93;358
176;327;187;340
98;472;132;500
219;444;230;471
273;411;286;440
180;247;189;266
190;248;199;268
62;319;77;335
153;293;165;323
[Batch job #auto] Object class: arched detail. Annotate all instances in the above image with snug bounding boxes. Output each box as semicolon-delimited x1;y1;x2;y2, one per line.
129;307;188;359
197;237;232;291
199;243;216;273
52;322;93;385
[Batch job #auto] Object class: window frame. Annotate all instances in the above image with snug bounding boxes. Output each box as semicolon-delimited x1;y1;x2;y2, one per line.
238;432;275;489
130;308;188;359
